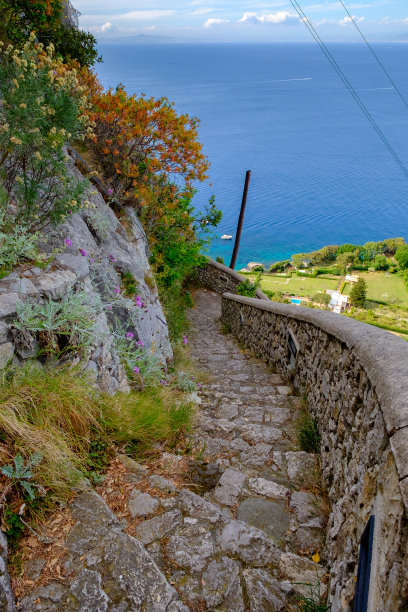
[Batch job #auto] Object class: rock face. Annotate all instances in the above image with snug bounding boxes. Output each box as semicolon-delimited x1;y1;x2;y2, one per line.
19;491;183;611
0;154;172;394
0;530;15;612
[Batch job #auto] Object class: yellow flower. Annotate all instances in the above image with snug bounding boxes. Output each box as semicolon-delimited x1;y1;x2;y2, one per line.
10;136;22;145
50;127;57;135
15;176;23;184
312;551;320;564
19;103;27;109
34;151;42;160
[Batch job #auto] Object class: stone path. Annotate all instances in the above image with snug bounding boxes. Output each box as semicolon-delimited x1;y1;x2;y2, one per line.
16;289;328;612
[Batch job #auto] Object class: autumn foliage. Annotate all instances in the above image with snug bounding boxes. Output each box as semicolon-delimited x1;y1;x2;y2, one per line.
80;69;209;203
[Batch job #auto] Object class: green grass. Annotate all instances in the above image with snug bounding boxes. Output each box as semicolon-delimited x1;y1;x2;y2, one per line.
343;272;408;305
250;275;339;298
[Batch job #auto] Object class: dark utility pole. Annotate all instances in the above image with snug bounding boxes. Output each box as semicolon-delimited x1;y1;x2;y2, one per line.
230;170;251;270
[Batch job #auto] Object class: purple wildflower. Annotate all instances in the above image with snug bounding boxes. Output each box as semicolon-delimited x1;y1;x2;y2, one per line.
90;257;95;263
67;210;72;214
109;254;117;262
107;305;112;310
198;383;202;388
114;286;121;295
79;248;87;257
126;332;134;339
160;379;168;386
137;340;144;347
133;366;140;374
108;188;113;195
183;335;188;345
65;238;72;247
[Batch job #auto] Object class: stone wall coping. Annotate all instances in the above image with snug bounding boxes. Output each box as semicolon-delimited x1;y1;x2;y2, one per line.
222;292;408;487
202;258;269;300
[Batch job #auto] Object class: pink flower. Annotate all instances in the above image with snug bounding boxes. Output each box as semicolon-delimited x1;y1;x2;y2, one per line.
114;287;121;295
65;238;72;247
133;366;140;374
160;379;168;386
137;340;144;347
183;335;188;345
108;188;113;195
126;332;134;339
109;254;117;262
107;305;112;310
79;249;87;257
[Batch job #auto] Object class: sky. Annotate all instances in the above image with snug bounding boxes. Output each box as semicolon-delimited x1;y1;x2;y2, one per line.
73;1;408;42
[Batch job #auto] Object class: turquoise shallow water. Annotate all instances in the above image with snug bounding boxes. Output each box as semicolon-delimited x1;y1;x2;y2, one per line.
96;42;408;270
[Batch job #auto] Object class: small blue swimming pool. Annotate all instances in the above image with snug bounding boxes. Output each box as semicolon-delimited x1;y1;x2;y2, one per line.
291;298;301;304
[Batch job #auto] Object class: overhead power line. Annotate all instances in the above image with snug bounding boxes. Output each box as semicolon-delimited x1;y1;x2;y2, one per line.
339;0;408;113
288;0;408;181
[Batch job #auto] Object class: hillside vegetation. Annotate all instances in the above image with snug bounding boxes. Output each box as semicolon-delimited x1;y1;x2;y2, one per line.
0;2;220;548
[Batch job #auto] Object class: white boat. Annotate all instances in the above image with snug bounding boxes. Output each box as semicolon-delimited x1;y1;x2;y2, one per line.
221;234;232;240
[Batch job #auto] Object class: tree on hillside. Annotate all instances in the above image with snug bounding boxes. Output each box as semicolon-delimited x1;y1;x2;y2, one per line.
349;278;367;308
0;0;100;66
312;293;331;306
336;252;356;273
395;245;408;270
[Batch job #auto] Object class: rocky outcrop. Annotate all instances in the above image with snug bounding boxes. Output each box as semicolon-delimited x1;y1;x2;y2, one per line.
0;530;15;612
0;154;172;394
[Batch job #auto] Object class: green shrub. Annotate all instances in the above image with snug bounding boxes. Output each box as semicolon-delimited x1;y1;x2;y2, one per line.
0;362;102;499
121;271;138;297
103;387;192;457
349;278;367;308
237;279;258;297
216;256;224;264
269;260;290;273
0;37;91;234
114;330;166;387
14;289;101;355
0;0;100;67
298;411;321;454
297;271;318;278
395;245;408;270
312;293;331;305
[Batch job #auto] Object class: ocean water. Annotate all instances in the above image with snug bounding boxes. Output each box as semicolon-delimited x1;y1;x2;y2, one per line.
96;42;408;270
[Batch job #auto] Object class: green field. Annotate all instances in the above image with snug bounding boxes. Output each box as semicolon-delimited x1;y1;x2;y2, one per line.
343;272;408;306
249;274;339;297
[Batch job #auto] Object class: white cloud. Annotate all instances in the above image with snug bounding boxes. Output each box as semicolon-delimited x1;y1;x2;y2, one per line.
238;11;299;25
100;21;112;32
204;18;229;28
338;14;365;26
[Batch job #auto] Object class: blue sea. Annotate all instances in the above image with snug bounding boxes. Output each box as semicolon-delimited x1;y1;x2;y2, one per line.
96;42;408;270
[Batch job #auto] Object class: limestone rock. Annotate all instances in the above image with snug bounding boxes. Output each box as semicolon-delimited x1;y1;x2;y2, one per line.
240;423;282;445
202;557;244;610
36;270;76;299
214;468;246;506
135;510;182;545
248;477;289;500
178;489;222;523
128;491;159;518
218;520;280;566
279;552;326;599
0;530;15;612
149;475;178;493
166;524;214;572
243;568;287;611
285;451;316;484
0;342;14;369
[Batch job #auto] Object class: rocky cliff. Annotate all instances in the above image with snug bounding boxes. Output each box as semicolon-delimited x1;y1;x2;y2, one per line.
0;152;172;393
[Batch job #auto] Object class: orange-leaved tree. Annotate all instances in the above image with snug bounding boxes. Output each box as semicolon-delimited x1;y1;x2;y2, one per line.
80;69;209;204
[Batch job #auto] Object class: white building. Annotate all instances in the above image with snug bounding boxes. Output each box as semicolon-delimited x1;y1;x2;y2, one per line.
326;290;349;314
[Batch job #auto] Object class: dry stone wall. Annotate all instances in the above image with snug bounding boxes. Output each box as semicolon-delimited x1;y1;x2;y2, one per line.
196;258;269;300
219;291;408;611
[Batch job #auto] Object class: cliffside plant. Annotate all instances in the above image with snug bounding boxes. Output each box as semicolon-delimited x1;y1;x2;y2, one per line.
80;74;209;201
0;36;92;234
14;289;101;355
0;0;100;67
114;331;165;387
237;273;262;297
0;362;102;500
349;278;367;308
0;452;43;509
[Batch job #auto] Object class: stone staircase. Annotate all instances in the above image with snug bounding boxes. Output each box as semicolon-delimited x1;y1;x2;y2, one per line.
16;289;327;611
